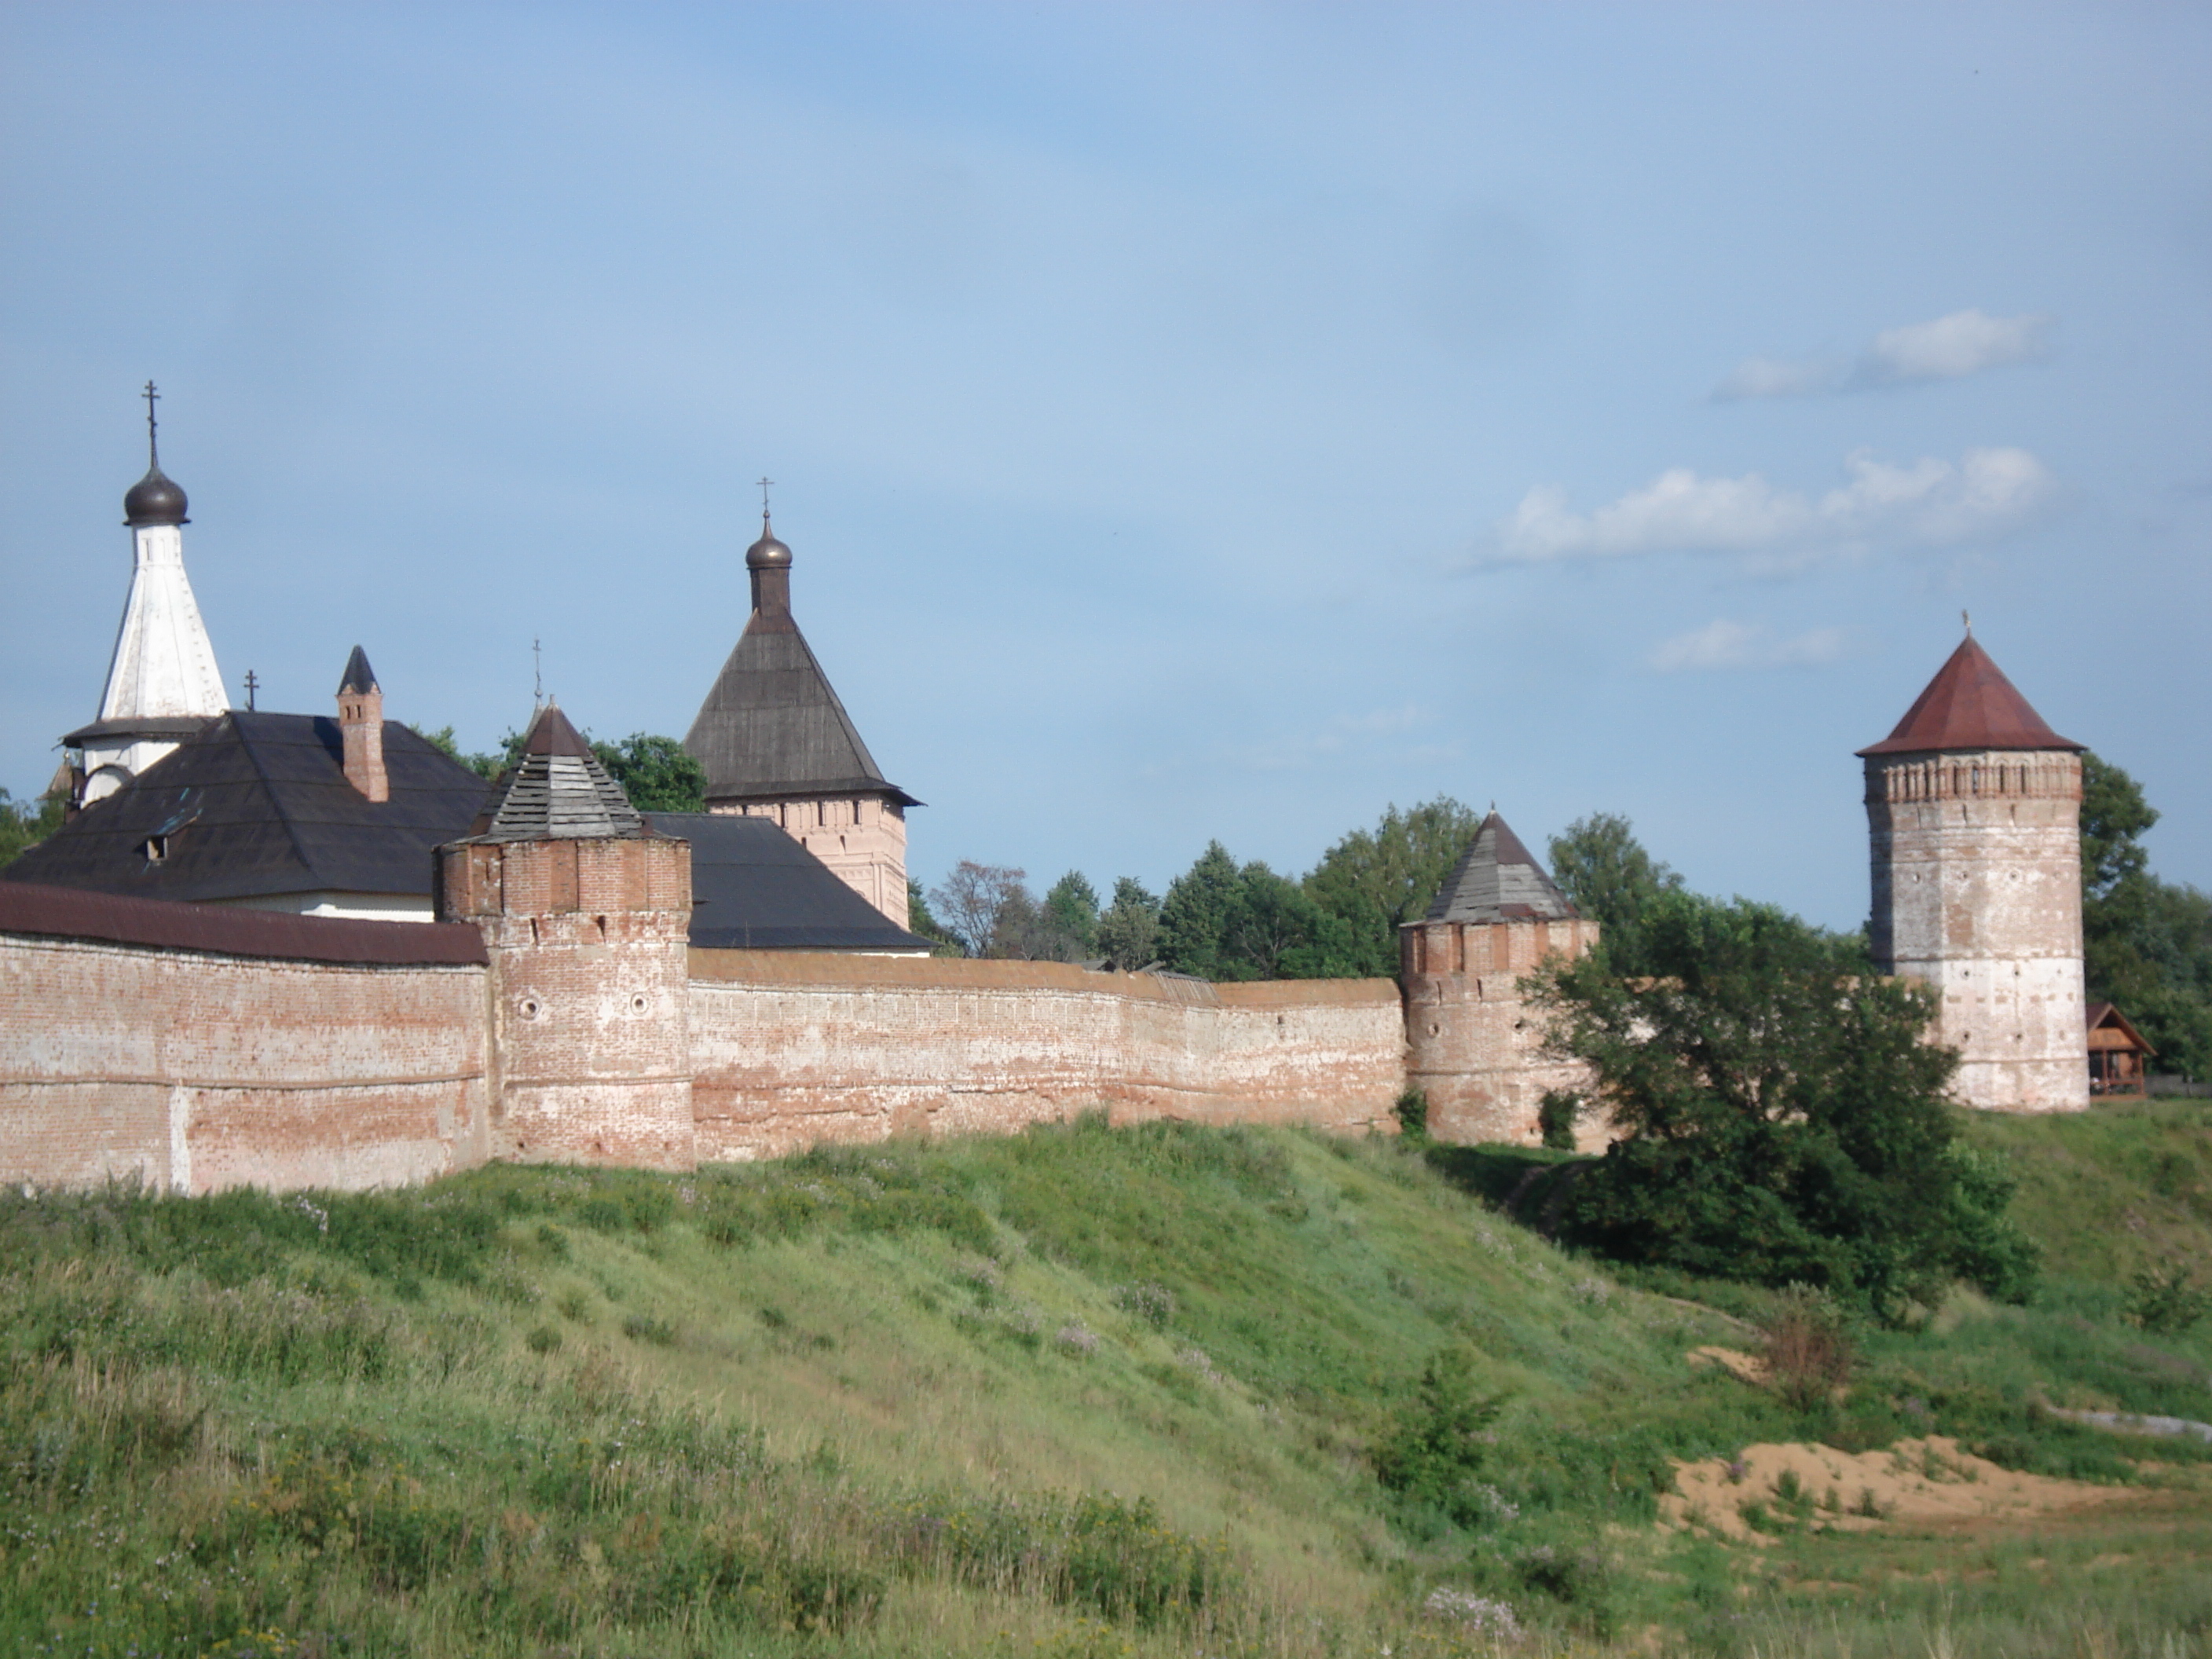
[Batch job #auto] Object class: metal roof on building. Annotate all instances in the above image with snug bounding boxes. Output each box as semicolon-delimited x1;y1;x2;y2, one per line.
1858;635;2082;756
648;812;932;951
1424;811;1579;925
461;704;646;842
2;712;491;905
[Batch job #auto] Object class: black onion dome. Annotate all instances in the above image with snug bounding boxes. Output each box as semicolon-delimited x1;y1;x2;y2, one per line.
123;463;189;528
745;514;792;569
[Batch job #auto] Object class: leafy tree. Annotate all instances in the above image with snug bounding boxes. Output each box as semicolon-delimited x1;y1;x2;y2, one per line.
412;723;520;781
1547;812;1683;976
1158;842;1243;980
0;786;66;870
1096;877;1163;971
1042;871;1101;960
906;878;962;955
928;862;1032;958
591;733;707;811
2078;752;2212;1079
1371;1346;1508;1525
1529;890;2030;1320
1302;797;1481;977
2081;753;2157;902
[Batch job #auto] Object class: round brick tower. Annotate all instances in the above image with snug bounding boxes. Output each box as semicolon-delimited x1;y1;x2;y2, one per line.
1861;632;2087;1113
439;703;697;1169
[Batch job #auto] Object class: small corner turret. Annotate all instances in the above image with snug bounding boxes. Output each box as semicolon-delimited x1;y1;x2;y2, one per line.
1399;810;1600;1146
438;700;696;1171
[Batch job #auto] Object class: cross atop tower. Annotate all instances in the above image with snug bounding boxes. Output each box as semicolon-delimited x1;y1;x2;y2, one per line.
757;476;774;516
142;380;161;466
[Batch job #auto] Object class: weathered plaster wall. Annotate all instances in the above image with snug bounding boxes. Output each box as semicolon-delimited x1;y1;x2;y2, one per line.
685;951;1405;1159
0;930;489;1193
1400;917;1602;1147
1867;748;2088;1112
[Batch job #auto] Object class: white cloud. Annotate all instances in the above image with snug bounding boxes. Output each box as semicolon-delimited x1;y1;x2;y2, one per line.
1647;619;1846;672
1862;308;2053;384
1712;354;1844;401
1488;446;2056;568
1713;308;2053;400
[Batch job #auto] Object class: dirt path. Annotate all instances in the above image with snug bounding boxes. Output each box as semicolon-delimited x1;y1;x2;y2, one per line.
1659;1436;2139;1543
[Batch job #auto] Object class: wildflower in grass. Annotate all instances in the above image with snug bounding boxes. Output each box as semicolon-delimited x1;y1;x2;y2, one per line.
1421;1588;1522;1639
1056;1321;1099;1357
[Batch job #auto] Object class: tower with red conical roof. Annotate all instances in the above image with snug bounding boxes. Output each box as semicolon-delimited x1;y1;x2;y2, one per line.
1861;632;2087;1112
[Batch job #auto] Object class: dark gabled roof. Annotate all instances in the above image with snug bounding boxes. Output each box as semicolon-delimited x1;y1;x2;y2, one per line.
2;712;490;904
461;704;646;842
683;613;918;806
1859;635;2082;756
1424;811;1579;925
0;878;485;965
646;812;931;951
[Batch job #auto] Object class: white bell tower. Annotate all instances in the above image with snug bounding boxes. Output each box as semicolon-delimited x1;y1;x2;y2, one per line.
71;383;229;805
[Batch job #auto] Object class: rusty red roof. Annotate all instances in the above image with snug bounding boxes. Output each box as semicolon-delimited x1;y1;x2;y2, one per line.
1858;635;2082;757
0;880;486;965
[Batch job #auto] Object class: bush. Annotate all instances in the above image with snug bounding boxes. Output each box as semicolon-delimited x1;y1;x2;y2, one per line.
1393;1088;1430;1141
1537;1090;1580;1151
1759;1284;1855;1412
1372;1346;1508;1525
2126;1263;2210;1334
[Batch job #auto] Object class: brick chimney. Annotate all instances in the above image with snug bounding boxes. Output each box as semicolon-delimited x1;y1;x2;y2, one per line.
336;645;388;804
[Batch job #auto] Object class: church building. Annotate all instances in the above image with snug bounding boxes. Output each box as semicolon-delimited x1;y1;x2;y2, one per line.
683;509;919;927
64;385;229;806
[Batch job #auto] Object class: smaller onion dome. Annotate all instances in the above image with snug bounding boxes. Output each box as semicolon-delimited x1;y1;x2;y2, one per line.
123;463;189;528
745;513;792;569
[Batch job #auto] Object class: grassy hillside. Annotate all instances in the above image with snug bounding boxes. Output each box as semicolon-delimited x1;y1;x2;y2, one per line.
2;1109;2208;1657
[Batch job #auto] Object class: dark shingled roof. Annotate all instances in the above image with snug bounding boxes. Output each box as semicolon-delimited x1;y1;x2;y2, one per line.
462;704;646;842
2;712;490;905
646;812;932;951
1426;811;1579;925
1859;635;2082;756
683;546;917;808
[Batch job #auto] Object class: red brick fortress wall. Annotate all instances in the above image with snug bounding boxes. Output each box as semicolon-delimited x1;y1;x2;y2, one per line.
0;894;489;1194
684;952;1405;1159
441;837;697;1170
1399;917;1600;1146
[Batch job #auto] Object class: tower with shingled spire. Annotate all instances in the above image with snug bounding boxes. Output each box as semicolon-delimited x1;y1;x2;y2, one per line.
1862;628;2087;1112
1398;810;1602;1145
682;504;919;926
438;701;697;1169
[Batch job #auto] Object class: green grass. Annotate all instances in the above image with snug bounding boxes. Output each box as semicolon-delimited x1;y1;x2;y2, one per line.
1;1108;2209;1656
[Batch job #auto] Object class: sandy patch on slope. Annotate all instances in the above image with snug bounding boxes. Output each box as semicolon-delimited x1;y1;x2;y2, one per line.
1659;1437;2137;1543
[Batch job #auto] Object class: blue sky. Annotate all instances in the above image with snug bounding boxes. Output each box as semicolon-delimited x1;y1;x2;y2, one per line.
4;2;2207;928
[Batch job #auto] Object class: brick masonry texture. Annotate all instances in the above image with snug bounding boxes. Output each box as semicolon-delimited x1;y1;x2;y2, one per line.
1866;748;2088;1113
1400;917;1602;1147
441;836;698;1170
0;931;488;1192
685;951;1405;1160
